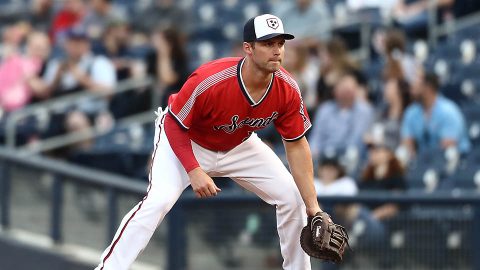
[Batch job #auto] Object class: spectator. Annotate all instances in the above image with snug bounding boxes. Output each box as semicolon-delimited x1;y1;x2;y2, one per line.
309;72;375;159
96;20;132;80
401;70;471;156
381;28;419;84
391;0;454;37
314;158;357;197
80;0;126;41
28;0;54;32
50;0;86;45
0;31;51;112
95;20;147;119
42;27;116;148
365;79;412;150
1;21;31;59
146;27;188;107
283;43;319;110
133;0;191;35
349;143;406;246
273;0;331;42
316;37;359;104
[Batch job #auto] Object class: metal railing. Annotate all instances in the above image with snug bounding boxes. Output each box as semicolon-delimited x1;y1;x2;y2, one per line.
4;77;156;150
0;146;480;270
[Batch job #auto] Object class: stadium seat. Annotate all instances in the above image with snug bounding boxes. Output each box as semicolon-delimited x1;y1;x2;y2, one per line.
433;42;461;60
406;149;450;191
440;81;468;105
448;163;480;189
452;62;480;81
461;104;480;144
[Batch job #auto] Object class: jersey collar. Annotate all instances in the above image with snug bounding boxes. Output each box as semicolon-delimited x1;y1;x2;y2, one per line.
237;57;274;107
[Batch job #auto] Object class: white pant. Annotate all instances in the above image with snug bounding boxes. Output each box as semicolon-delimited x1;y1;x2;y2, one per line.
96;111;310;270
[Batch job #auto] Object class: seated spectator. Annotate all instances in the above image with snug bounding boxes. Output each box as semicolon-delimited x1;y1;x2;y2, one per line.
316;37;359;105
50;0;86;45
273;0;332;42
1;21;31;59
283;42;319;110
348;143;407;246
132;0;191;35
146;27;188;107
365;79;412;150
391;0;454;37
42;27;116;149
80;0;126;41
96;20;132;81
401;70;471;157
381;28;419;84
96;20;144;119
27;0;54;33
309;72;375;159
314;157;357;197
0;31;51;112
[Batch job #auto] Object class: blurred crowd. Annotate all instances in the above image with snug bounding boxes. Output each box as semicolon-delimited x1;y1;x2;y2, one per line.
1;0;479;202
1;0;480;268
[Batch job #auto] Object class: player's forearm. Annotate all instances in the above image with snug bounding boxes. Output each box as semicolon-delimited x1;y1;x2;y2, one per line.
284;137;321;214
164;113;200;172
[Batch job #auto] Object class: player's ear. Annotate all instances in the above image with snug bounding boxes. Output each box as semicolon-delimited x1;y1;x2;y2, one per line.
243;42;254;55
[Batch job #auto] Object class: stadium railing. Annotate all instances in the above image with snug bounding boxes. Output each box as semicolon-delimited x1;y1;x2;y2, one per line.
4;76;156;152
0;146;479;270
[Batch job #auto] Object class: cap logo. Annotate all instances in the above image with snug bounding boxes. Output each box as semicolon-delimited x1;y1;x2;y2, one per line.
266;18;279;29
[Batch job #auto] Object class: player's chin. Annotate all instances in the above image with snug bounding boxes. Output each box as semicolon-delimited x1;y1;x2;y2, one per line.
266;62;281;72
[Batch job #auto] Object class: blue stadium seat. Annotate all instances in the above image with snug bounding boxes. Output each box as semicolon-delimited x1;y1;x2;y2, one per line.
433;42;461;60
190;26;227;43
455;24;480;41
452;62;480;81
440;81;469;105
462;104;480;144
193;1;220;27
449;163;480;189
406;149;449;191
465;145;480;165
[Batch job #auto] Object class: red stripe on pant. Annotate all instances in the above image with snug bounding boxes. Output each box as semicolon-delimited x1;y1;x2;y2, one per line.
100;120;164;269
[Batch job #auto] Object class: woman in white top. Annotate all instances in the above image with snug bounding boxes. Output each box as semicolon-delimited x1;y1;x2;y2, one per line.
314;158;358;196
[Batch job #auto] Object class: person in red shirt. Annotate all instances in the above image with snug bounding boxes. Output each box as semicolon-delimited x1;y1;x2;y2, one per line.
50;0;86;44
96;14;323;270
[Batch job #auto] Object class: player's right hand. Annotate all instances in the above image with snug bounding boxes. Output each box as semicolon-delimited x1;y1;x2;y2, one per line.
188;167;221;198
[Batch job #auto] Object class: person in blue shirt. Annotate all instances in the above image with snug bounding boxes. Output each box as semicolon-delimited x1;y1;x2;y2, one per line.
309;71;375;159
401;70;471;156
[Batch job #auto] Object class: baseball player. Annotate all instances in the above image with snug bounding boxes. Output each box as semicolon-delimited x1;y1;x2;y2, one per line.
96;14;324;270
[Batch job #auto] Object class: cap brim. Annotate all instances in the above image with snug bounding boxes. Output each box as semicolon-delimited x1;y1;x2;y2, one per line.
256;33;295;41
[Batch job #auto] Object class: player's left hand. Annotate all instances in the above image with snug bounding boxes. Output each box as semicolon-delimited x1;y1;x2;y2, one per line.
188;167;221;198
306;206;322;217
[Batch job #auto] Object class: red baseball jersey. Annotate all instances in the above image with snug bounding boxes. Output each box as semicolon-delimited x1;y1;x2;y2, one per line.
168;57;311;152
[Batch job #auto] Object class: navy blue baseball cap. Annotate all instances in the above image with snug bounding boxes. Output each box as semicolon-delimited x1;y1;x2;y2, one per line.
243;14;295;42
65;27;88;40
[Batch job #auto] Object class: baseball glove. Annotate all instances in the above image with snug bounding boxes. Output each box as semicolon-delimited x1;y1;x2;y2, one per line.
300;211;349;263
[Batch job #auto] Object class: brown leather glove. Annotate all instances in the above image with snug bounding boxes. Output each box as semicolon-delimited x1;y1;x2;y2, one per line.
300;211;349;263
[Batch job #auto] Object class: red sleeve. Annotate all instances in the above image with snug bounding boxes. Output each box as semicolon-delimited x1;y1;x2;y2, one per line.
168;72;201;129
274;87;312;141
164;113;200;173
